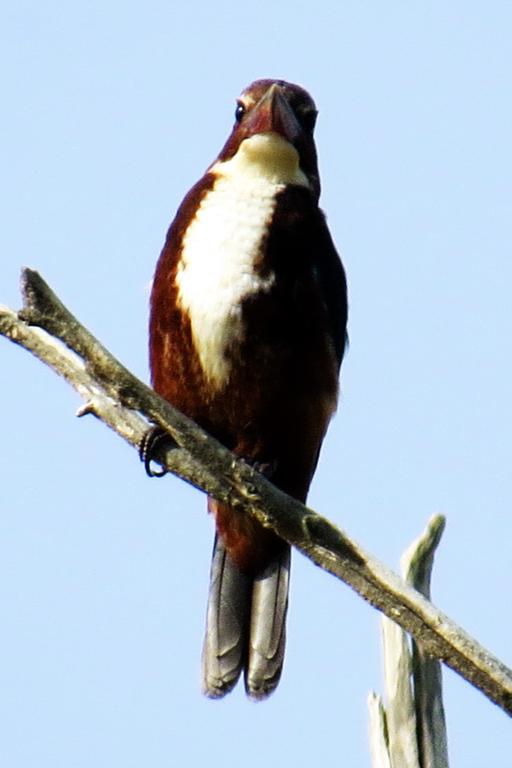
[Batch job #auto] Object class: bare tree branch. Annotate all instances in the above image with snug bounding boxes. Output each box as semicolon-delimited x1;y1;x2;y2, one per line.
369;515;450;768
1;268;511;717
404;517;450;767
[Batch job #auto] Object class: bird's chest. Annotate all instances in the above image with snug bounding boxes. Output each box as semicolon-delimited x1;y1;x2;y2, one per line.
176;176;284;388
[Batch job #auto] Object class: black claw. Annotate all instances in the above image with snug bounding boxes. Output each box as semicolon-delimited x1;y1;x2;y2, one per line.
240;458;278;480
139;426;174;477
253;460;278;479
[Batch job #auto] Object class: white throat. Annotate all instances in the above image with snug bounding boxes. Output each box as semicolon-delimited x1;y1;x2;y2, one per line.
213;133;309;187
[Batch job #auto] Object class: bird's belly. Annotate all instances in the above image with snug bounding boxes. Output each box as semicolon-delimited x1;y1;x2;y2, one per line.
175;175;284;389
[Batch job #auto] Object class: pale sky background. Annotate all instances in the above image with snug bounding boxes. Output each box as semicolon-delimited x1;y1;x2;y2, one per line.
1;2;511;766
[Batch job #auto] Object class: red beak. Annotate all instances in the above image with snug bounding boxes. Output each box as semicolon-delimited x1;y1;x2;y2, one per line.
242;84;303;145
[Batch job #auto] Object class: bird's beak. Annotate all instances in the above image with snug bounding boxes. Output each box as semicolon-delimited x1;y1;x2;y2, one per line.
242;84;303;145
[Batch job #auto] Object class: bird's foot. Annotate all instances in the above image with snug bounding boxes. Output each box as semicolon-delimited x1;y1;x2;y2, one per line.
242;459;278;480
139;426;176;477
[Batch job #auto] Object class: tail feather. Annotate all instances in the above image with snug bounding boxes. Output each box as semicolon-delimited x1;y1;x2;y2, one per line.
202;536;252;698
201;536;290;700
246;545;290;700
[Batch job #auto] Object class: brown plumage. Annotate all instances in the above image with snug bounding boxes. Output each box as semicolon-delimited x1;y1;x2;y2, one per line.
148;79;348;699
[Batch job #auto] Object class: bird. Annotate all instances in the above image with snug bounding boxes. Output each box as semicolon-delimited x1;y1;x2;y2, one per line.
145;78;348;700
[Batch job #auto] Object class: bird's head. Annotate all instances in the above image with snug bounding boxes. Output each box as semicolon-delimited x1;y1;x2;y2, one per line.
211;79;321;199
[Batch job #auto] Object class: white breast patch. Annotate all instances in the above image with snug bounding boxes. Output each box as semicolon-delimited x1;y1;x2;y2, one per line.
176;175;279;388
176;133;310;389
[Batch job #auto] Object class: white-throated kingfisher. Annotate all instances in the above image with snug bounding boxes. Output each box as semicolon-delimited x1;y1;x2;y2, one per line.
146;79;348;699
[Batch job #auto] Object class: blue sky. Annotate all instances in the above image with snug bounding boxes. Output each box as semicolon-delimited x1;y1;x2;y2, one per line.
1;2;511;766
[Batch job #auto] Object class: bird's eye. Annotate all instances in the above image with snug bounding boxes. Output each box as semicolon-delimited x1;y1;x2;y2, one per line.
235;102;245;123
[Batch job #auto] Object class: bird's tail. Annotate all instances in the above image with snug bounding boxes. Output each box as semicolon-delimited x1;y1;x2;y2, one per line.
201;532;290;700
